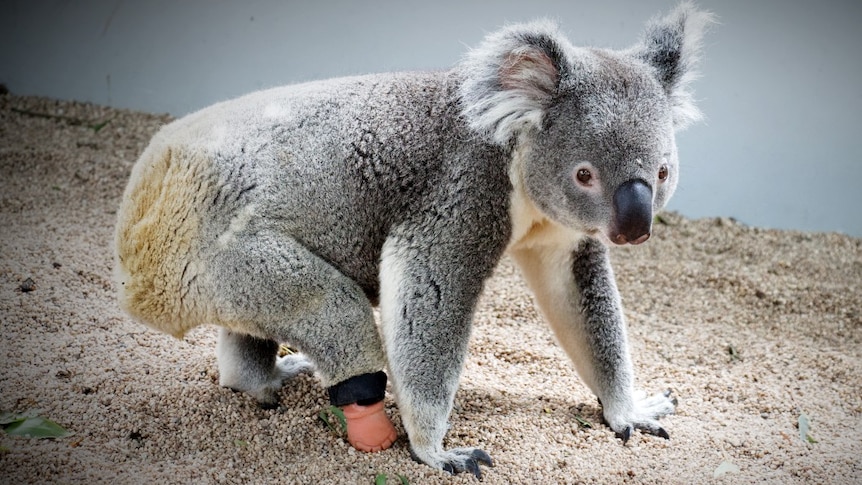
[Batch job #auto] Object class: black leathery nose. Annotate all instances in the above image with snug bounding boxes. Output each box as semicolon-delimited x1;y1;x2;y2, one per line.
612;179;653;244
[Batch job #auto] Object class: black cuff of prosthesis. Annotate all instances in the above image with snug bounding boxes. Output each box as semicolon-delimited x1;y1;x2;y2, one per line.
327;370;387;407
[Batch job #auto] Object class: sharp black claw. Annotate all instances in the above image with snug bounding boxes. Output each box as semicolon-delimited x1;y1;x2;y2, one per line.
471;449;494;467
656;427;670;440
663;389;672;398
412;448;493;478
616;425;633;443
465;459;482;479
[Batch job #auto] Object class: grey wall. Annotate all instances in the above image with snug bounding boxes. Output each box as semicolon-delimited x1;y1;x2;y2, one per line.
2;0;860;236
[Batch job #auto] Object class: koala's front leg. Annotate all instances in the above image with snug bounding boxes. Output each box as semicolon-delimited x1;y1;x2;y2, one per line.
379;235;495;478
511;237;675;442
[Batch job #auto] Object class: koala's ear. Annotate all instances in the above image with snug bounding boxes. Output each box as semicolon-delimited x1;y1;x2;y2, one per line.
458;21;570;146
634;2;716;130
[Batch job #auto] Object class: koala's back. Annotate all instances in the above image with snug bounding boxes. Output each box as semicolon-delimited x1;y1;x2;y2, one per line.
115;71;467;335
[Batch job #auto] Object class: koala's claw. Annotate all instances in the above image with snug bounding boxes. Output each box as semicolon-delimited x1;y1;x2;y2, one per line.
616;425;634;443
470;449;494;469
411;447;494;479
611;420;670;443
656;426;670;440
459;449;493;479
602;389;676;444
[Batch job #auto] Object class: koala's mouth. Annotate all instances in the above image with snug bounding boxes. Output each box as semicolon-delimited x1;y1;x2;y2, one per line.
588;227;650;246
612;232;651;245
586;228;610;244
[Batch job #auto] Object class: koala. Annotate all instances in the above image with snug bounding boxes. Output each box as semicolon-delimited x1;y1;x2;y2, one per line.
114;2;713;478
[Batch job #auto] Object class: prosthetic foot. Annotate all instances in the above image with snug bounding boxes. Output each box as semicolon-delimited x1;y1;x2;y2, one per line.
342;401;397;452
328;370;397;452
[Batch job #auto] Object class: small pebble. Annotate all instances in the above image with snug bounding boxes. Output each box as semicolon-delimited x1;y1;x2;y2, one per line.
19;277;36;292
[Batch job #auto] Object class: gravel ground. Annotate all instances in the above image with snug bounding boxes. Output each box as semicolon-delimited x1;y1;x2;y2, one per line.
1;94;860;484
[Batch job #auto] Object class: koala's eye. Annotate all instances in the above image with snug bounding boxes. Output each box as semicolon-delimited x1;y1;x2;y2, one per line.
576;168;592;185
658;165;669;182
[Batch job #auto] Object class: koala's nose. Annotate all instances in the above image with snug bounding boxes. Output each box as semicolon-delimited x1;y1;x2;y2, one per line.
611;179;653;245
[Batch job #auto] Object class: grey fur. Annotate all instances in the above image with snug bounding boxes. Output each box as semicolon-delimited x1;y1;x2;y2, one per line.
216;329;313;407
114;2;713;476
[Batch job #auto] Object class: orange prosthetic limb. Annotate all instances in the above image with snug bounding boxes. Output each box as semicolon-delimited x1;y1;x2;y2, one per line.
341;401;397;452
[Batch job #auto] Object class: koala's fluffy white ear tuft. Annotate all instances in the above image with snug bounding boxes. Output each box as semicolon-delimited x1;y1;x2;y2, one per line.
458;21;570;146
635;2;717;130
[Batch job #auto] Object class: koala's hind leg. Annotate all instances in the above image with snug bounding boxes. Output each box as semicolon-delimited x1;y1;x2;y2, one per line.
208;231;395;449
215;328;313;408
209;231;387;386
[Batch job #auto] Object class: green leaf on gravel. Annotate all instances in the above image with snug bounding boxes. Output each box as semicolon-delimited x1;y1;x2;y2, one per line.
374;474;409;485
318;410;337;434
727;344;741;361
3;417;72;439
573;415;593;429
233;439;248;447
798;413;817;443
713;460;739;478
89;118;112;133
318;406;347;435
329;406;346;431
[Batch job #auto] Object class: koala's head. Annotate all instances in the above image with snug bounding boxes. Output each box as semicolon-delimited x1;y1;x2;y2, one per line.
459;2;714;245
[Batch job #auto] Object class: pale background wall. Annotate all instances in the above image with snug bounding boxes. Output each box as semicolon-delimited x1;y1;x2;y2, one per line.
2;0;860;236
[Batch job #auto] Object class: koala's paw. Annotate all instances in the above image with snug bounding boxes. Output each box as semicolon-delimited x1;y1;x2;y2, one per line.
602;389;676;443
275;353;314;380
222;354;314;409
249;354;314;409
410;446;494;479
